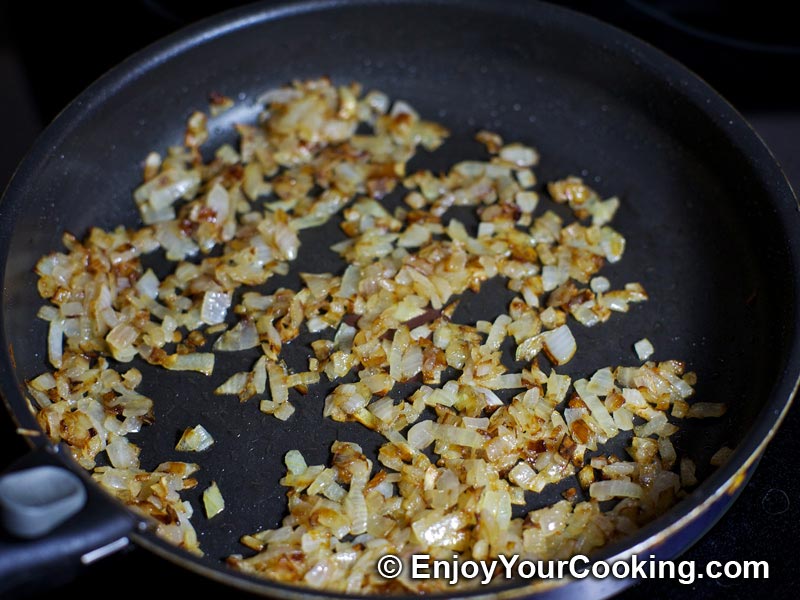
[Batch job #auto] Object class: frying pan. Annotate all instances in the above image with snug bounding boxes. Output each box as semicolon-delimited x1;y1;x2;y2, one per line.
1;0;799;598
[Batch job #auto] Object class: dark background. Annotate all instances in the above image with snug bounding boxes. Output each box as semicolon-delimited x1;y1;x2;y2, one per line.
1;1;798;598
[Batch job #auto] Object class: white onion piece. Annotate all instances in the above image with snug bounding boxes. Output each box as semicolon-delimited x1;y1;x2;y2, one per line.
203;482;225;519
687;403;727;418
407;420;435;450
106;323;138;363
660;370;694;399
462;417;489;430
436;423;484;448
134;169;200;212
482;315;511;352
589;480;643;501
214;319;259;352
542;265;566;292
29;372;56;391
590;197;620;226
267;361;288;404
136;269;160;299
499;143;538;167
344;466;368;535
425;387;457;408
336;265;360;298
509;462;536;489
581;391;618;438
472;386;503;408
634;338;654;361
285;450;308;475
37;305;59;322
164;353;214;376
571;303;600;327
477;222;495;238
257;86;303;105
515;191;538;214
564;408;586;430
542;325;576;365
482;373;523;389
599;227;626;263
634;412;668;438
399;345;423;380
398;223;431;248
710;446;733;466
680;457;698;487
47;319;64;368
590;276;610;293
390;100;418;118
215;372;248;395
106;435;140;469
412;511;466;547
333;323;357;353
659;436;676;467
252;356;267;394
309;469;347;502
175;424;215;452
621;388;647;408
201;291;232;326
613;407;634;431
586;368;614;396
60;301;83;317
368;396;396;423
206;183;230;222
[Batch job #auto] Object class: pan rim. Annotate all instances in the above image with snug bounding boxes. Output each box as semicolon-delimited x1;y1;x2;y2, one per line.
1;0;798;597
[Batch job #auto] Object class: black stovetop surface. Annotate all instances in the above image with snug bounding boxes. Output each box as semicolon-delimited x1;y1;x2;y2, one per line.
1;2;798;598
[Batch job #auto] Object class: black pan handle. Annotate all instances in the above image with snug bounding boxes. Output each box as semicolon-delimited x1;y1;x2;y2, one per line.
0;445;140;596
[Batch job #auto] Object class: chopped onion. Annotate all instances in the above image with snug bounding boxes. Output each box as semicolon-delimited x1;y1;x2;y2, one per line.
201;291;232;326
215;372;249;395
136;269;160;299
436;423;485;448
586;368;614;396
106;435;140;469
542;325;576;365
47;319;64;368
176;424;215;452
590;276;610;293
509;462;536;489
499;143;539;167
214;319;259;352
710;446;734;466
27;77;720;592
589;480;643;501
164;353;215;376
634;338;654;361
407;420;435;450
680;457;697;487
203;481;225;519
106;323;138;362
687;402;727;419
285;450;308;475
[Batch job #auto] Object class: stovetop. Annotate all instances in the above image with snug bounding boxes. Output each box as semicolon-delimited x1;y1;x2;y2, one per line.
1;2;798;598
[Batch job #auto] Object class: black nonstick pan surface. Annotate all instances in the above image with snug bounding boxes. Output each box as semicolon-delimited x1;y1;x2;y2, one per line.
1;1;799;598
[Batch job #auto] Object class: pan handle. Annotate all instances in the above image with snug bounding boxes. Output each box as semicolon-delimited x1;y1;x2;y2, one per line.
0;445;139;596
